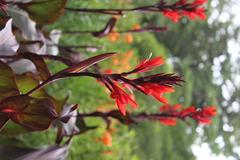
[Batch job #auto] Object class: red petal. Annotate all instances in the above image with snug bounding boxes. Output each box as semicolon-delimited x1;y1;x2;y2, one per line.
159;118;177;126
135;56;164;73
116;99;126;116
179;106;196;118
195;117;212;124
153;94;169;104
192;0;208;5
163;10;181;23
172;104;182;111
159;105;171;112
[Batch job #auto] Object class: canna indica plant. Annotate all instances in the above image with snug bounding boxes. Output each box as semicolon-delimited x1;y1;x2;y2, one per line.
0;0;216;159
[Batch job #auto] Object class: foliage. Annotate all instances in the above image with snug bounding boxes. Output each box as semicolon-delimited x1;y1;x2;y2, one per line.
0;0;229;160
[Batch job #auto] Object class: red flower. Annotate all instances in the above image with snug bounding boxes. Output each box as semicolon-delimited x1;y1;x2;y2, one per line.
191;106;217;124
160;0;207;22
158;104;181;126
139;83;174;104
110;84;137;116
179;106;217;124
160;104;181;112
156;105;217;125
100;55;182;115
182;8;206;20
159;117;177;126
179;106;196;118
194;8;206;20
132;56;164;73
192;0;208;6
201;106;217;116
182;11;197;20
162;10;181;23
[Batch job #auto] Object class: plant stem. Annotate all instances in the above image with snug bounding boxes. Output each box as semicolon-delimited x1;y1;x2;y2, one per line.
0;54;74;66
52;27;168;36
77;110;179;123
24;72;103;96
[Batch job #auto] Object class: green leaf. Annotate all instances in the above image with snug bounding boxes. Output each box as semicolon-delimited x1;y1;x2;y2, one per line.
0;120;29;135
0;60;19;101
17;0;67;25
16;74;48;98
16;74;70;120
16;74;67;114
1;74;67;134
0;95;57;131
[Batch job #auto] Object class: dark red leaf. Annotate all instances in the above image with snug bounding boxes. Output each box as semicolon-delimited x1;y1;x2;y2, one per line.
0;145;36;160
59;52;116;74
21;52;51;81
0;144;69;160
0;95;57;131
0;60;19;101
0;116;9;131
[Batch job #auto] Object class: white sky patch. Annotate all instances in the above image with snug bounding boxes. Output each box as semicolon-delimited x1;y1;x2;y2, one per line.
192;0;240;159
192;143;236;160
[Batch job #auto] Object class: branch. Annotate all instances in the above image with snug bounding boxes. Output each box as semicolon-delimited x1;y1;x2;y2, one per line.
52;26;168;36
0;54;74;66
24;72;103;95
64;3;197;15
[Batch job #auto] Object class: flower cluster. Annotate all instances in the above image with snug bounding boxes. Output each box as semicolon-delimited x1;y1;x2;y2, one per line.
162;0;208;22
110;84;138;115
99;56;183;115
158;104;217;125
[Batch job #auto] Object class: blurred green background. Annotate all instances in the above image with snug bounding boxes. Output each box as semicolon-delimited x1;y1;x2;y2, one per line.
3;0;240;160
